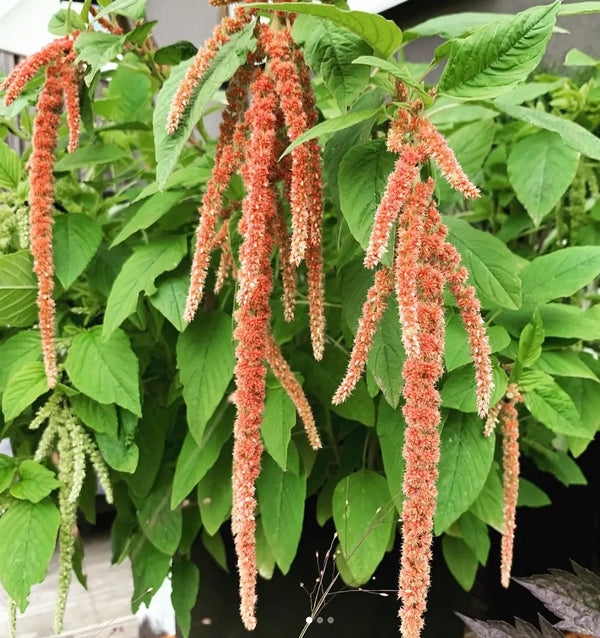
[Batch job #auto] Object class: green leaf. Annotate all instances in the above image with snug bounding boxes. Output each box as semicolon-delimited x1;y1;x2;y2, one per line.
405;12;512;41
130;535;171;612
332;470;395;585
282;109;380;158
256;517;276;579
495;102;600;161
104;63;152;123
368;302;405;408
516;309;544;370
435;411;495;535
439;3;559;99
154;23;255;188
252;2;402;58
2;362;49;421
261;386;296;471
442;535;478;590
558;377;600;437
10;460;60;503
0;251;38;327
197;441;232;536
96;408;139;472
444;216;522;310
48;9;87;35
171;555;199;638
458;511;490;565
445;314;510;372
65;326;141;415
0;140;22;188
55;143;130;170
518;478;551;507
427;100;499;128
103;237;187;337
564;47;599;66
441;363;508;414
176;312;235;444
70;394;118;437
138;479;182;554
520;370;590;437
0;499;60;611
0;331;41;393
201;528;228;572
111;191;186;247
557;1;600;16
155;40;198;66
528;444;586;486
469;465;504;532
536;351;600;383
376;400;406;513
95;0;147;20
171;402;233;508
257;454;306;574
339;140;396;264
444;120;496;186
148;271;190;332
507;130;580;226
292;15;372;111
53;214;102;289
0;455;16;492
520;247;600;306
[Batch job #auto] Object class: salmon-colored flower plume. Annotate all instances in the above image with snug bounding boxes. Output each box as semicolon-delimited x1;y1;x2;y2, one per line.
59;53;81;153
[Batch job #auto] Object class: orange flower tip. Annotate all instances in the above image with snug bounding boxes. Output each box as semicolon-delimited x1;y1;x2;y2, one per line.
363;254;379;270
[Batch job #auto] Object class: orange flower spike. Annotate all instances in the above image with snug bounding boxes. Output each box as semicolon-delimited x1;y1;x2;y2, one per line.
272;206;296;322
332;267;393;404
500;384;522;588
306;242;326;361
30;63;64;388
1;36;73;105
484;398;503;437
399;262;446;638
231;70;279;632
416;117;480;200
395;178;435;357
265;334;321;450
59;54;81;153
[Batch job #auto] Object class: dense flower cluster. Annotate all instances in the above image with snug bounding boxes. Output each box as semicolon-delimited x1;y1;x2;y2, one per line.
1;35;81;388
333;95;494;638
485;382;523;588
168;11;324;629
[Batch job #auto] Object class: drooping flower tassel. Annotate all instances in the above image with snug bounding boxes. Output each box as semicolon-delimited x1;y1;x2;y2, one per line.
59;52;81;153
265;333;321;450
332;268;393;404
272;206;296;322
231;70;278;631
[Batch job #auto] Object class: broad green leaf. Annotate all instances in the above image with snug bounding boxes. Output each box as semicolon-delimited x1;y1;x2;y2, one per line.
0;499;60;611
507;131;580;225
176;312;235;444
253;2;402;57
282;109;380;158
442;535;478;590
104;62;152;123
368;302;405;408
518;478;551;507
564;47;598;66
201;528;228;572
0;140;21;188
0;331;41;392
439;3;559;99
292;15;372;111
70;394;118;437
528;443;587;486
96;408;139;472
103;237;187;337
138;479;182;554
256;517;276;579
53;214;102;289
95;0;147;20
10;460;60;503
404;12;511;41
520;370;590;437
54;143;130;170
376;400;405;513
339;140;396;264
111;191;186;246
197;441;232;536
0;251;38;327
0;455;16;492
154;41;198;66
154;23;255;188
148;271;190;332
332;470;394;585
536;351;600;383
171;556;199;638
261;386;296;471
445;314;510;372
257;454;306;574
48;8;87;35
469;465;504;532
130;535;171;612
557;1;600;16
458;511;490;565
520;247;600;306
171;402;233;508
444;216;522;310
495;102;600;161
427;100;499;128
516;309;544;370
352;56;423;90
434;411;495;535
444;120;496;185
2;362;49;421
65;326;141;415
494;80;563;105
441;363;508;414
